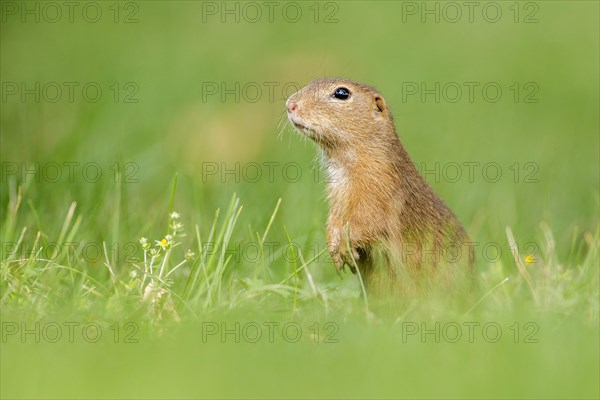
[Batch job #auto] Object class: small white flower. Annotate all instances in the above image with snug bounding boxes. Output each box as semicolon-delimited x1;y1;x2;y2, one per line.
130;271;138;278
170;211;180;220
139;237;150;249
171;222;183;232
185;249;196;261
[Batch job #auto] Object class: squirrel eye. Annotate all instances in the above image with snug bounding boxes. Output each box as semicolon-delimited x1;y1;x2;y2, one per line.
332;87;351;100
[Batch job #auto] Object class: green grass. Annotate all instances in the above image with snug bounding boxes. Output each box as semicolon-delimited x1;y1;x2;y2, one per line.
1;1;599;399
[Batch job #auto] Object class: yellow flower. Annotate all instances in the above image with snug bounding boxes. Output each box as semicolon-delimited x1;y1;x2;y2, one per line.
155;238;168;250
524;255;536;265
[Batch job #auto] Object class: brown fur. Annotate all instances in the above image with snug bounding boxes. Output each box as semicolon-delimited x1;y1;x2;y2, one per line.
286;78;473;289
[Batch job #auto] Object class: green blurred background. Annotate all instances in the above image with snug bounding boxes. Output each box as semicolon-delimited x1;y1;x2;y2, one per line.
2;0;598;244
1;1;598;399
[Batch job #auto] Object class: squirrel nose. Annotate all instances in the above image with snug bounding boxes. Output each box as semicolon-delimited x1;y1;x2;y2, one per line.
286;100;298;113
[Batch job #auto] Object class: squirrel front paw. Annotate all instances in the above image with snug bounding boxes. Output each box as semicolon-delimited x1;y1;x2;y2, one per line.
328;241;360;275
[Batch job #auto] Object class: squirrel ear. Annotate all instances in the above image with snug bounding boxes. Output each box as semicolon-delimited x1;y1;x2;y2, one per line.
375;96;386;113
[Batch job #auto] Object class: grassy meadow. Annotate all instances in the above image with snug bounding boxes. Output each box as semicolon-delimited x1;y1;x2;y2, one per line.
1;1;599;399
